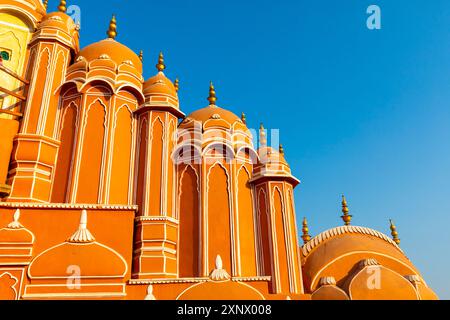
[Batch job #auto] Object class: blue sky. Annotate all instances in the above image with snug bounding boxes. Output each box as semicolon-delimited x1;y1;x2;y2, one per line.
58;0;450;298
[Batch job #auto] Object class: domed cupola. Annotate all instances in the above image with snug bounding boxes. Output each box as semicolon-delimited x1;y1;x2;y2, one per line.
252;124;299;186
33;1;79;51
68;15;144;91
177;83;254;161
179;82;249;133
142;52;182;114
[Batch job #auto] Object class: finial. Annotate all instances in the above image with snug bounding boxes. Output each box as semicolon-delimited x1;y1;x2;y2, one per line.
139;50;144;61
174;78;179;92
389;219;400;245
259;123;267;147
43;0;49;10
241;112;247;125
144;285;156;300
207;81;217;106
340;195;352;226
301;217;311;244
7;209;23;229
58;0;67;13
107;15;117;40
209;254;230;281
67;210;95;243
279;144;285;156
156;52;165;72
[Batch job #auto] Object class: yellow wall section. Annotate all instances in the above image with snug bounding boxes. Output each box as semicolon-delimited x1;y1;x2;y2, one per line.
0;12;32;117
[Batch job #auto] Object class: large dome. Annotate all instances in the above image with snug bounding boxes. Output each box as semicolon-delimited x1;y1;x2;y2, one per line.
76;38;142;73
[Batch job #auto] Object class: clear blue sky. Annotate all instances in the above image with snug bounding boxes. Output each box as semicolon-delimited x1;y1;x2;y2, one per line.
57;0;450;298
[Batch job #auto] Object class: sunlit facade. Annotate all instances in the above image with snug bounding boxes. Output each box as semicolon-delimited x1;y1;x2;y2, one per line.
0;1;438;300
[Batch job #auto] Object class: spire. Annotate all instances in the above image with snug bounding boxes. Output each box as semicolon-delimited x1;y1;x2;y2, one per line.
390;219;400;245
279;144;285;156
340;195;352;226
7;209;23;229
107;15;117;40
67;210;95;243
207;81;217;106
259;123;267;147
301;217;311;244
241;112;247;125
58;0;67;13
174;78;179;92
156;52;165;72
139;50;144;61
43;0;49;10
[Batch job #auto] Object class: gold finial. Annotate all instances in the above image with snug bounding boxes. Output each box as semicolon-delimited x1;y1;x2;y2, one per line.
259;123;267;147
390;219;400;245
241;113;247;125
340;195;352;226
156;52;165;72
107;15;117;40
139;50;144;61
43;0;49;10
207;81;217;106
58;0;67;13
302;217;311;244
279;144;285;156
174;78;179;92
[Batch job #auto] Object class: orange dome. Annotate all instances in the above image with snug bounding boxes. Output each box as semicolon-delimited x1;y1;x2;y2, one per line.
28;241;127;278
143;72;177;98
181;106;243;127
38;12;77;34
301;225;419;292
76;38;142;73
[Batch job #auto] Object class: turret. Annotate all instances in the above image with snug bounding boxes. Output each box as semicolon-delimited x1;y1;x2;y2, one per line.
6;1;79;202
251;132;304;294
132;52;184;279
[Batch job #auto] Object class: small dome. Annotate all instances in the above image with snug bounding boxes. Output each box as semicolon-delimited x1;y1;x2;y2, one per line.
39;12;77;34
76;39;142;73
143;72;177;98
258;146;288;165
181;106;243;128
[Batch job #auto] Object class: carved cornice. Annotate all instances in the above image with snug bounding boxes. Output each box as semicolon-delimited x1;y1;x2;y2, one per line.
0;203;138;211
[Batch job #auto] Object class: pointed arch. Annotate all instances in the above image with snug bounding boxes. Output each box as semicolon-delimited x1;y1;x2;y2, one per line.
135;117;148;215
109;104;133;204
206;162;232;274
257;187;272;277
76;99;107;203
236;165;257;276
272;186;290;293
178;164;200;277
51;101;78;203
148;116;164;215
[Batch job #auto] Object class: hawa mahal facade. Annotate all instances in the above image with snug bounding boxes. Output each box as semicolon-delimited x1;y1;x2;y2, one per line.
0;0;438;300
